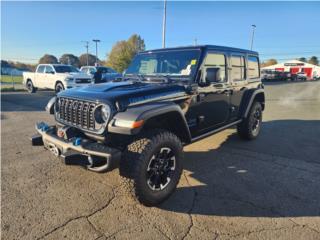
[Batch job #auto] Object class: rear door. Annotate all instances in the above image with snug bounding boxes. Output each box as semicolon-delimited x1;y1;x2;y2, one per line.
228;54;247;121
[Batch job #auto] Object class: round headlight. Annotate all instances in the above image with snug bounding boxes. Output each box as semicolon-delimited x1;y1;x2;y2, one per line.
101;105;111;122
94;104;111;124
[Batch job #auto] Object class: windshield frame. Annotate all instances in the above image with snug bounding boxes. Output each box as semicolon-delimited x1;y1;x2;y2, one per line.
124;48;202;81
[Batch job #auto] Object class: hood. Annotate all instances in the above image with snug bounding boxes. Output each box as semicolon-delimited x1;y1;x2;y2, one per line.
58;81;188;109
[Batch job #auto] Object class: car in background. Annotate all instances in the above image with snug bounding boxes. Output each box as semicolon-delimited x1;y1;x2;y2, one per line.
80;66;121;83
23;64;92;93
261;70;290;81
293;72;307;81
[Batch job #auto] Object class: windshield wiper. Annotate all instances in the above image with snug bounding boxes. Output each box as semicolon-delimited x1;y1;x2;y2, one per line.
123;74;146;82
147;74;173;83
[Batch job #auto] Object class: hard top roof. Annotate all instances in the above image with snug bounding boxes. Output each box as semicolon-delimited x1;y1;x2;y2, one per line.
140;45;259;55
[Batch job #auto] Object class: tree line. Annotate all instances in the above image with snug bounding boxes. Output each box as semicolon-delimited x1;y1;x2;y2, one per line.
1;34;145;73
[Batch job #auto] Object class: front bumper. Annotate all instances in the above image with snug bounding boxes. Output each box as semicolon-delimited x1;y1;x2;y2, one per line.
31;122;120;164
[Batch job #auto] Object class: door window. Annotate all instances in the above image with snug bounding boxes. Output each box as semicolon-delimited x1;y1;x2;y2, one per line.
37;66;45;73
45;65;54;73
248;56;260;79
202;53;227;82
231;56;246;81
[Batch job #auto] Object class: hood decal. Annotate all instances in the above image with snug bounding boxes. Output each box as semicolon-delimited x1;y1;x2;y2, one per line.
128;89;187;106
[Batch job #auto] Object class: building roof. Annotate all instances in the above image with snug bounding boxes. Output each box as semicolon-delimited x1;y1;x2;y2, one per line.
262;59;320;69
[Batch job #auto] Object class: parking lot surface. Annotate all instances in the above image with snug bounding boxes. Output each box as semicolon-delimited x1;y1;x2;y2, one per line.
1;81;320;240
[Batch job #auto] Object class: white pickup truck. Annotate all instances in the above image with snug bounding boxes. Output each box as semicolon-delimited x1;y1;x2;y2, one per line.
23;64;92;93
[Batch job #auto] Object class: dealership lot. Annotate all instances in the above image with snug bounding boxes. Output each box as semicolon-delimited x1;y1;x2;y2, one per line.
1;81;320;240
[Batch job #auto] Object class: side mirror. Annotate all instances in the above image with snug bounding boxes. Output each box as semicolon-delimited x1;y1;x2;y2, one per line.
49;71;55;74
205;68;221;84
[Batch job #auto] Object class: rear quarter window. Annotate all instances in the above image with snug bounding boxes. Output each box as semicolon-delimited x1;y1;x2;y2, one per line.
248;56;260;79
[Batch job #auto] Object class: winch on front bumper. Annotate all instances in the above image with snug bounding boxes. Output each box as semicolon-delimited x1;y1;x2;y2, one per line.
31;122;121;172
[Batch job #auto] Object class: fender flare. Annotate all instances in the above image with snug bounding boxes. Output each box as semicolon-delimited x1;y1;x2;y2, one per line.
108;102;192;142
240;89;265;118
46;96;56;114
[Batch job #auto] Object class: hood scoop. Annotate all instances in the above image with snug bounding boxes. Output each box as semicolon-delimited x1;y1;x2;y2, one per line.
78;81;141;93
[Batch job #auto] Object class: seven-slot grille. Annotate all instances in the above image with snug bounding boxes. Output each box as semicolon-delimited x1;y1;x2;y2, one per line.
56;97;96;130
75;78;91;83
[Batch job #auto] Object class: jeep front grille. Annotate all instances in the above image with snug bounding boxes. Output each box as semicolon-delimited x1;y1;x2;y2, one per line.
56;97;96;131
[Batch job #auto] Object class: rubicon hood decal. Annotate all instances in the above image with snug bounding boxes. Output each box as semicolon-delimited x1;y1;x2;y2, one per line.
128;89;186;106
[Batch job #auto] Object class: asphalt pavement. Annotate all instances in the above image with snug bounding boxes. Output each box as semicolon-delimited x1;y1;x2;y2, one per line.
1;81;320;240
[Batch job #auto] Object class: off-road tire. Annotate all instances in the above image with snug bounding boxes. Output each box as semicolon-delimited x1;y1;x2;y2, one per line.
55;82;64;94
120;129;183;206
26;80;36;93
237;101;262;140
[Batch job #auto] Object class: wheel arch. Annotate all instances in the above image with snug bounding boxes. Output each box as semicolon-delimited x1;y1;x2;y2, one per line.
108;102;192;143
240;89;265;118
142;111;191;143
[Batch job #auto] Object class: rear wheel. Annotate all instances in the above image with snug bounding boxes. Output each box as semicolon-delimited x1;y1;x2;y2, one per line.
237;101;262;140
26;80;36;93
55;82;64;94
120;130;183;206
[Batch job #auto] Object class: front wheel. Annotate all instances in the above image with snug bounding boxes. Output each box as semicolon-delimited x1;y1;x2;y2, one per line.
26;80;36;93
55;82;64;94
120;130;183;206
237;101;263;140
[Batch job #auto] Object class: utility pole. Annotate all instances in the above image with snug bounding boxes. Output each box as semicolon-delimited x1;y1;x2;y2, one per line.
250;24;256;50
162;0;167;48
194;38;197;46
82;41;89;66
92;39;101;66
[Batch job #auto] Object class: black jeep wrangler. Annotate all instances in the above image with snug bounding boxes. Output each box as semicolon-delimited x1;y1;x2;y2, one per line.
32;45;265;206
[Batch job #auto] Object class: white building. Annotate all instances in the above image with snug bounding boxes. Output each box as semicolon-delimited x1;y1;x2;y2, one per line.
262;60;320;79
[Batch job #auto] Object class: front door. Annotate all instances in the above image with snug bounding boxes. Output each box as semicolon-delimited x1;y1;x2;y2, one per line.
44;65;56;89
187;52;231;136
34;65;46;88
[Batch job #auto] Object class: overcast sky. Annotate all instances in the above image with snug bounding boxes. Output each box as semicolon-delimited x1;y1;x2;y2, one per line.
1;1;320;63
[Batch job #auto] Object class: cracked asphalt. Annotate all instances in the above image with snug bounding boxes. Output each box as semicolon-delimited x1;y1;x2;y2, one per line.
1;81;320;240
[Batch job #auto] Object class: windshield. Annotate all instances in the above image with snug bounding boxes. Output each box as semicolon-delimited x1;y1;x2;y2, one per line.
54;65;79;73
125;49;201;78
